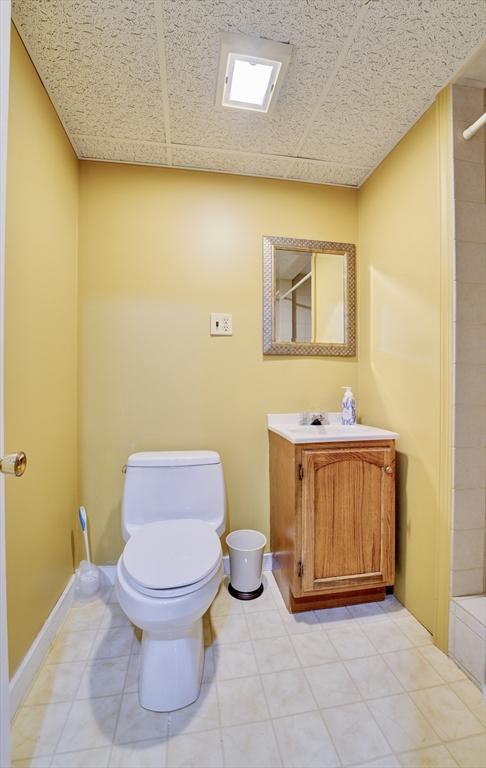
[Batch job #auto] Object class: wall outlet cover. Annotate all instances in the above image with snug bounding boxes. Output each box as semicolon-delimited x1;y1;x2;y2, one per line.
210;313;232;336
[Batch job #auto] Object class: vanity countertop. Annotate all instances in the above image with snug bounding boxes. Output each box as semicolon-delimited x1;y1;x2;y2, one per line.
267;413;399;444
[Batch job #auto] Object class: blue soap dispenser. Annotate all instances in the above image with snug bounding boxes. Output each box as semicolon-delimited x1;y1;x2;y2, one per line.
341;386;356;425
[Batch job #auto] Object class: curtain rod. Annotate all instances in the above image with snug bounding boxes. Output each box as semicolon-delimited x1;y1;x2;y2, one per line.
463;112;486;140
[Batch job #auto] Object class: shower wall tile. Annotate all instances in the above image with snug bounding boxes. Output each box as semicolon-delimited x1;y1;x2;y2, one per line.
452;84;485;125
455;323;486;365
454;121;485;163
453;447;485;490
450;84;486;599
456;202;486;243
450;595;486;689
451;568;485;598
454;405;485;448
452;611;486;684
454;161;485;204
453;489;486;530
455;282;486;324
454;364;486;405
455;242;486;284
452;529;485;571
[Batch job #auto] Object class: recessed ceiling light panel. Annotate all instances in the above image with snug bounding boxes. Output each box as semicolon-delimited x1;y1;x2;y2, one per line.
216;33;292;114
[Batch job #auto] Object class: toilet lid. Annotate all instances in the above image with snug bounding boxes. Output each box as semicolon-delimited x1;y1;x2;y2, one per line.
122;519;222;590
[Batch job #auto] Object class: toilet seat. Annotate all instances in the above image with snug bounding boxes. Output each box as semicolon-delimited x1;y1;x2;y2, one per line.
121;519;222;598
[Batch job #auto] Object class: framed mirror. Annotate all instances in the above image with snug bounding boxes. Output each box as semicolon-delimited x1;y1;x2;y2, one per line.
263;235;356;356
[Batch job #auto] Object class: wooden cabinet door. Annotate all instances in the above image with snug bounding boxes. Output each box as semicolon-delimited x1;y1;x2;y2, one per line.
301;444;395;594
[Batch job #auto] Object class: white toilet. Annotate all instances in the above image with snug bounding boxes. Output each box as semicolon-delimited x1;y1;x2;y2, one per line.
115;450;226;712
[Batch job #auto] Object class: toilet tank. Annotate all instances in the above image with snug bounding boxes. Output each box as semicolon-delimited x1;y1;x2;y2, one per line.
121;451;226;541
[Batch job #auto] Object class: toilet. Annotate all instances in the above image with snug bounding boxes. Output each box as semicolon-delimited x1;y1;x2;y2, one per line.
115;450;226;712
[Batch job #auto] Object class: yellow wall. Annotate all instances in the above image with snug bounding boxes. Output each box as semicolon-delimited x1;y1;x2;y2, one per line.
6;25;452;666
78;163;358;563
357;95;453;644
5;28;79;673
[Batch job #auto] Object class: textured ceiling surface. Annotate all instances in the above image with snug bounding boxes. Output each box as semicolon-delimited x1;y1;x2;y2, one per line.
12;0;486;187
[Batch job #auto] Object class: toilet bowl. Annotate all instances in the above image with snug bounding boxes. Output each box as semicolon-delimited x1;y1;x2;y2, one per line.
116;518;223;712
115;452;226;712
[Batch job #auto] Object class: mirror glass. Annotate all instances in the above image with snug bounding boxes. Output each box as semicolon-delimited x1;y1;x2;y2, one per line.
263;236;356;356
274;248;345;344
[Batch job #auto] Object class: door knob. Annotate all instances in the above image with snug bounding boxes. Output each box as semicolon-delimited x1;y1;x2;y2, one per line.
0;452;27;477
384;465;393;474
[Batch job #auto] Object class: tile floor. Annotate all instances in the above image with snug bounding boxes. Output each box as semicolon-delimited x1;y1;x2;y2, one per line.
11;573;486;768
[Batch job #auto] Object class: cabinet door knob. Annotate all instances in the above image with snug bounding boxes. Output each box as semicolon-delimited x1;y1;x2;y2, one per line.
384;465;393;474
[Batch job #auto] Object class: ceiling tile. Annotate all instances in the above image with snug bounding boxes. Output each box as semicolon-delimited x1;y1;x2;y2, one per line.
13;0;167;142
288;161;369;187
11;0;486;186
74;136;168;165
160;0;361;155
300;0;486;166
171;147;290;179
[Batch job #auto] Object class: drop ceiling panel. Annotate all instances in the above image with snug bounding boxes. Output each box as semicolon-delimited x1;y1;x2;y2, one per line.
301;0;486;165
11;0;486;187
161;0;361;155
170;148;368;187
13;0;167;142
73;136;168;166
171;147;290;179
288;160;369;187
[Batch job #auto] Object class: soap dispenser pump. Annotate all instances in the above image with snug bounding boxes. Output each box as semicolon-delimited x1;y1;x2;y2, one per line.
341;386;356;425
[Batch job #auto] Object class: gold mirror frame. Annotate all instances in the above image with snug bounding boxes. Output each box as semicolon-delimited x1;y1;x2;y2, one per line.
263;235;356;356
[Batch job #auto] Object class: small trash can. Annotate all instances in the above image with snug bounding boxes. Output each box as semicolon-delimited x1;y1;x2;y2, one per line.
226;529;267;600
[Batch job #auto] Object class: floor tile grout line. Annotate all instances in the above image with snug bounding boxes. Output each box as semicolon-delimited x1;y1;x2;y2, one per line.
104;631;134;768
45;602;111;761
245;585;354;768
221;588;289;766
247;619;290;768
13;576;485;767
12;602;114;760
204;603;227;767
48;595;138;760
342;657;406;700
409;686;485;740
362;692;443;757
195;631;224;765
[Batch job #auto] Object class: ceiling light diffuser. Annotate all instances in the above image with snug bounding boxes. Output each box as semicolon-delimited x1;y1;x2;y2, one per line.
216;33;292;114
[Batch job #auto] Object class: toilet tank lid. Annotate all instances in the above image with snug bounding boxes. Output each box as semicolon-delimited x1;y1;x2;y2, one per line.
127;451;221;467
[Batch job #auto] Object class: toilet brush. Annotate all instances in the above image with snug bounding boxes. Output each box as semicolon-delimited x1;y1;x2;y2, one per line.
76;506;101;598
79;506;92;563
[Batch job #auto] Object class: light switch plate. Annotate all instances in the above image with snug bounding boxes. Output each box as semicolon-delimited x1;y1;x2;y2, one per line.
210;313;232;336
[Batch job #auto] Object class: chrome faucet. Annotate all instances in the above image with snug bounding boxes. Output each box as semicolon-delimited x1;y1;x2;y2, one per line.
301;412;330;426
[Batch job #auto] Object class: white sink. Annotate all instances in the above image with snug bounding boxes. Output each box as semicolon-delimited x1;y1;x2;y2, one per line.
267;413;398;444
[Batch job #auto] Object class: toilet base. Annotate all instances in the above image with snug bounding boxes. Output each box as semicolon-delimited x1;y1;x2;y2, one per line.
228;582;264;601
138;619;204;712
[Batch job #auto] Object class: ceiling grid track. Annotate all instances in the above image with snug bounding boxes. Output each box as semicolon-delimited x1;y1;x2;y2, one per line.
76;155;358;188
69;134;371;174
284;1;370;179
10;14;79;159
11;0;486;187
153;1;173;166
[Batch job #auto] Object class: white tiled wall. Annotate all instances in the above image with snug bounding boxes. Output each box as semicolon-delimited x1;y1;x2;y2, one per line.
451;84;486;599
449;596;486;693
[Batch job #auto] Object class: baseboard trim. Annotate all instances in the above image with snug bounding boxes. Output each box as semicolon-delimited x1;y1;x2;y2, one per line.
99;552;273;584
9;574;75;718
9;551;273;716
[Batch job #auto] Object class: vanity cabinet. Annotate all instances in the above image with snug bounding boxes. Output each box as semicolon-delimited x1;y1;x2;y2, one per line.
269;432;396;612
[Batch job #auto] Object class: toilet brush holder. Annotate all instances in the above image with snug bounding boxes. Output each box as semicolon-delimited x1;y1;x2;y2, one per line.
226;529;266;600
75;559;101;600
